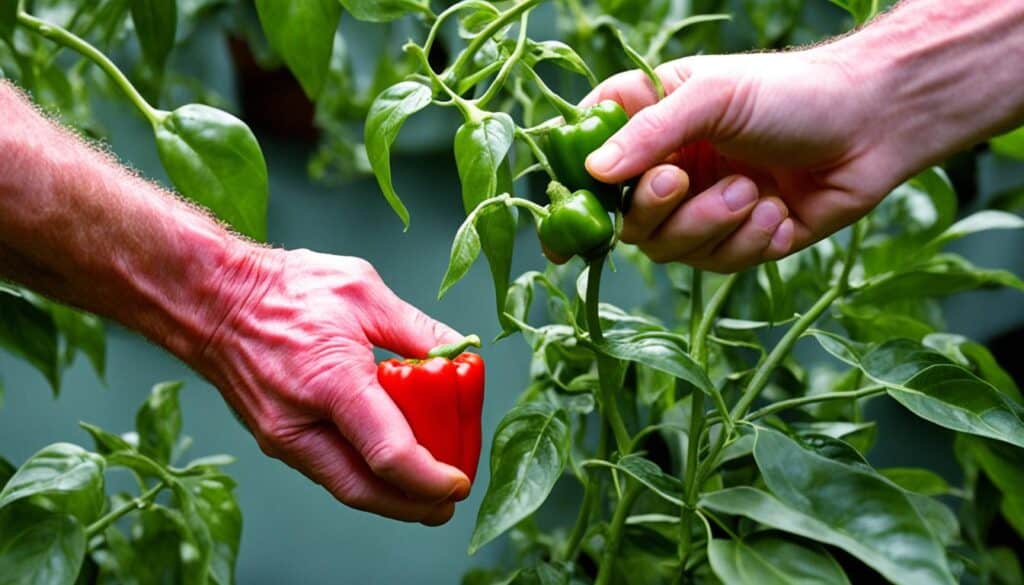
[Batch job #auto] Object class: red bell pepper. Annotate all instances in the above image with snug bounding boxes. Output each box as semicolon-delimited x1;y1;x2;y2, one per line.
377;335;485;482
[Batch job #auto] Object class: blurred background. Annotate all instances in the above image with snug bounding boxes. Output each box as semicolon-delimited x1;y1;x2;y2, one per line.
2;1;1023;582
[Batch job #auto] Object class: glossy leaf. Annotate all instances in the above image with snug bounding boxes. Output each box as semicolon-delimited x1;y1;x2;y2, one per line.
79;422;134;455
255;0;340;97
469;403;570;555
131;0;177;70
136;381;184;464
154;105;268;240
922;210;1024;254
340;0;430;22
923;333;1022;402
853;255;1024;305
747;427;953;585
365;81;433;228
991;125;1024;160
521;40;596;85
880;468;951;496
0;443;105;525
584;454;684;506
439;213;482;299
0;502;85;585
599;330;713;394
708;531;850;585
180;474;242;585
0;288;60;393
959;436;1024;539
454;114;517;329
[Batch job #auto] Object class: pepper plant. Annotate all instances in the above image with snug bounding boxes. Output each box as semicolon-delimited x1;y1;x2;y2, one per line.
0;1;1023;584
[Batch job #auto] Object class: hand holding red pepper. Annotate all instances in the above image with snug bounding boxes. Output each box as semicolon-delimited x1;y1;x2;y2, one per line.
378;336;486;483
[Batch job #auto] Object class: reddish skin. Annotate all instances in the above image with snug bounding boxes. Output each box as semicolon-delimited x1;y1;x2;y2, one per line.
378;353;485;483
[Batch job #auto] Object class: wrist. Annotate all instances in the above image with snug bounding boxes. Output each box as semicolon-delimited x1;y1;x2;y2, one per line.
826;1;1024;178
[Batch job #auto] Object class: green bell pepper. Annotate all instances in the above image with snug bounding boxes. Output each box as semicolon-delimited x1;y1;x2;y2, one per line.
542;101;629;211
538;182;615;261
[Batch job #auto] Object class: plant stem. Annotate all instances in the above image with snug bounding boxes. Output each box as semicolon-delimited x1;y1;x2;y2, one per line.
594;482;641;585
446;0;545;80
679;390;704;563
476;12;530;107
743;385;886;422
562;421;608;562
86;482;164;539
689;270;704;355
423;0;495;58
586;257;632;453
731;222;863;420
695;274;739;429
515;126;556;179
523;67;582;123
405;43;478;120
17;11;159;125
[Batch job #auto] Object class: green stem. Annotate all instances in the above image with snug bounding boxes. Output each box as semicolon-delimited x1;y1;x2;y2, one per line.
696;274;739;429
17;11;159;125
426;335;482;359
744;385;886;422
423;0;495;58
457;61;503;95
562;421;608;562
731;222;863;420
514;128;555;178
476;12;530;107
586;256;631;453
689;270;704;357
594;483;641;585
446;0;545;79
507;197;550;223
405;43;478;120
523;66;582;123
86;482;164;539
679;390;704;562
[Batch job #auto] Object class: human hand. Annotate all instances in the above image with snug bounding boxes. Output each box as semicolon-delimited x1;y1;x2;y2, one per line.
584;48;906;272
196;247;471;525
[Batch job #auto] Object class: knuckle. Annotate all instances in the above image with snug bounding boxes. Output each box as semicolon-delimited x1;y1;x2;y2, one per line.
632;107;671;138
364;437;417;479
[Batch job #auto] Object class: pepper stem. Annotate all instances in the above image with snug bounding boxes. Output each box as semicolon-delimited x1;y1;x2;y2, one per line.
427;335;482;359
546;181;574;205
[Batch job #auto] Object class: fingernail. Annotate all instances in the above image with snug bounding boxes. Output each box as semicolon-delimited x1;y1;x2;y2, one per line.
651;170;680;199
771;218;794;250
753;200;785;230
722;178;757;211
587;142;623;175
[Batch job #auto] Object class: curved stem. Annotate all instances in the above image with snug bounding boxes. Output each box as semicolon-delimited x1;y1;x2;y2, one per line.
594;482;641;585
514;128;555;179
86;481;164;539
476;12;530;107
446;0;545;79
562;420;609;562
586;257;631;453
423;0;495;58
405;43;478;120
523;66;582;123
744;385;886;422
427;335;482;359
457;60;503;95
506;197;550;223
697;274;739;429
17;11;159;125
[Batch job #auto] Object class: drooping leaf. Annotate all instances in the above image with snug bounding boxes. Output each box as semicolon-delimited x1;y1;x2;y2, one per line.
708;531;851;585
439;213;483;298
599;330;713;394
365;81;433;229
255;0;340;97
454;114;517;330
584;454;684;506
469;403;570;554
136;381;184;465
131;0;178;71
0;502;85;585
0;443;105;525
0;288;60;393
340;0;431;22
154;104;268;240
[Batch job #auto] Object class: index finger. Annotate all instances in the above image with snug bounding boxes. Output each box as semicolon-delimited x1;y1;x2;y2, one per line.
579;70;662;116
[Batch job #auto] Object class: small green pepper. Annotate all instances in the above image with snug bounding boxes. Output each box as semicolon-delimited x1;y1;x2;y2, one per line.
538;182;614;262
542;101;629;211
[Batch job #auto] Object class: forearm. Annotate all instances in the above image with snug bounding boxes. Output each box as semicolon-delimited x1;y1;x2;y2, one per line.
0;82;266;366
833;0;1024;174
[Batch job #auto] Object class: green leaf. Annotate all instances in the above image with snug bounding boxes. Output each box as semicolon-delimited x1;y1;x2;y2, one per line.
510;562;569;585
365;81;433;229
521;40;596;85
958;436;1024;540
992;125;1024;160
0;443;105;525
179;474;241;585
743;427;954;585
0;457;14;490
0;502;86;585
340;0;430;22
599;330;713;394
454;114;517;330
255;0;340;97
154;105;269;240
922;210;1024;253
828;0;876;24
136;381;184;464
79;422;134;455
879;468;951;496
439;213;482;298
0;288;60;393
469;403;570;555
584;454;683;506
131;0;178;71
923;333;1022;402
860;340;1024;449
0;0;16;39
708;531;850;585
853;255;1024;305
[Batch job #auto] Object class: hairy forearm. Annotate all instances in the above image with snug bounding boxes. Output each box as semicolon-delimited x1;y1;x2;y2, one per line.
0;82;265;366
833;0;1024;173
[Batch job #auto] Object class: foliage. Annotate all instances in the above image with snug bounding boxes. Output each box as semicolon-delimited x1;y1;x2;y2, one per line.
0;0;1023;584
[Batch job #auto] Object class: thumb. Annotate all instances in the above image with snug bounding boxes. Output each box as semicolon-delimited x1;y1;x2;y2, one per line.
364;285;462;359
585;75;731;184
